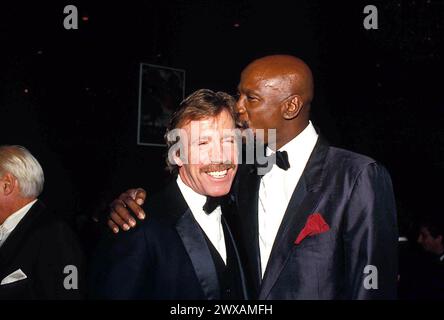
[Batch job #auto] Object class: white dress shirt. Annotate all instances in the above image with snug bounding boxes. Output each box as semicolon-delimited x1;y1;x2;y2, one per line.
258;121;318;277
176;175;227;264
0;199;38;248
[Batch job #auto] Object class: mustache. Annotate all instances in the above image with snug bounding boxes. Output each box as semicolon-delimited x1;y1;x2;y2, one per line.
200;163;236;173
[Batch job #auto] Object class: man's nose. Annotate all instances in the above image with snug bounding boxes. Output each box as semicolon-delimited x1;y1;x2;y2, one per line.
236;98;246;115
210;142;223;163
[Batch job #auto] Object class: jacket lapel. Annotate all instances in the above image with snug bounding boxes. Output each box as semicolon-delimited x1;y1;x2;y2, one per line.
174;198;221;300
236;165;262;296
258;137;330;299
0;200;45;275
221;215;249;299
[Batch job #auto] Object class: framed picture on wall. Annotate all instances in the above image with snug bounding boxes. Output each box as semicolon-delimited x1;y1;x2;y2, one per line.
137;63;186;146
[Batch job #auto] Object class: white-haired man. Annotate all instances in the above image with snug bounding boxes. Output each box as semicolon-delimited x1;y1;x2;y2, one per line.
0;145;84;299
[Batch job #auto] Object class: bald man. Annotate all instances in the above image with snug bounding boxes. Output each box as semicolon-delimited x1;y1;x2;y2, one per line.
106;55;398;300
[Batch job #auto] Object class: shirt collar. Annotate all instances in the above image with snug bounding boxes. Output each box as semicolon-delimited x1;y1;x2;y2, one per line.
266;121;319;166
176;175;219;218
1;199;38;232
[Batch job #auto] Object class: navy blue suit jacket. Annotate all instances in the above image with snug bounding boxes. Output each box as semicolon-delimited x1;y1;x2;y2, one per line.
232;137;398;299
90;181;247;300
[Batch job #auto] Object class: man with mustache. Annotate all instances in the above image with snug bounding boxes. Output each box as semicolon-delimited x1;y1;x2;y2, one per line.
107;55;398;299
90;89;248;299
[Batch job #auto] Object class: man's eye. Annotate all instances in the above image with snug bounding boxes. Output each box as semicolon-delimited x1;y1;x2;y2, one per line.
247;95;257;101
198;141;209;146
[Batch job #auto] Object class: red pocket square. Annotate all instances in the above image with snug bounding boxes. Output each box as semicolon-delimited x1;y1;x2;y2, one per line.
294;213;330;245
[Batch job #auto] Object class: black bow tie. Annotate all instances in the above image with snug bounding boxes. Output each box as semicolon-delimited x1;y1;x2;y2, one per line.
256;150;291;172
275;150;291;170
203;196;224;214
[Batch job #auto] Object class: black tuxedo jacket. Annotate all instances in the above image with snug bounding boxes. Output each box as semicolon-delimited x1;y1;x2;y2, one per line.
232;137;398;300
0;200;85;299
90;180;248;300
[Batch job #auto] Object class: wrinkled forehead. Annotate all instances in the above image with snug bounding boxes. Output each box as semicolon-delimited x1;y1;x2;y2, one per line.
240;65;293;92
240;64;269;84
180;110;236;136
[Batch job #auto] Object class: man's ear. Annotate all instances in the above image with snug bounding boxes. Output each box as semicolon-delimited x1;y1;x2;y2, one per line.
1;173;16;196
173;151;184;167
282;95;303;120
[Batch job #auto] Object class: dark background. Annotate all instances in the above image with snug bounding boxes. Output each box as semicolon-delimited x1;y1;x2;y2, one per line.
1;0;443;229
